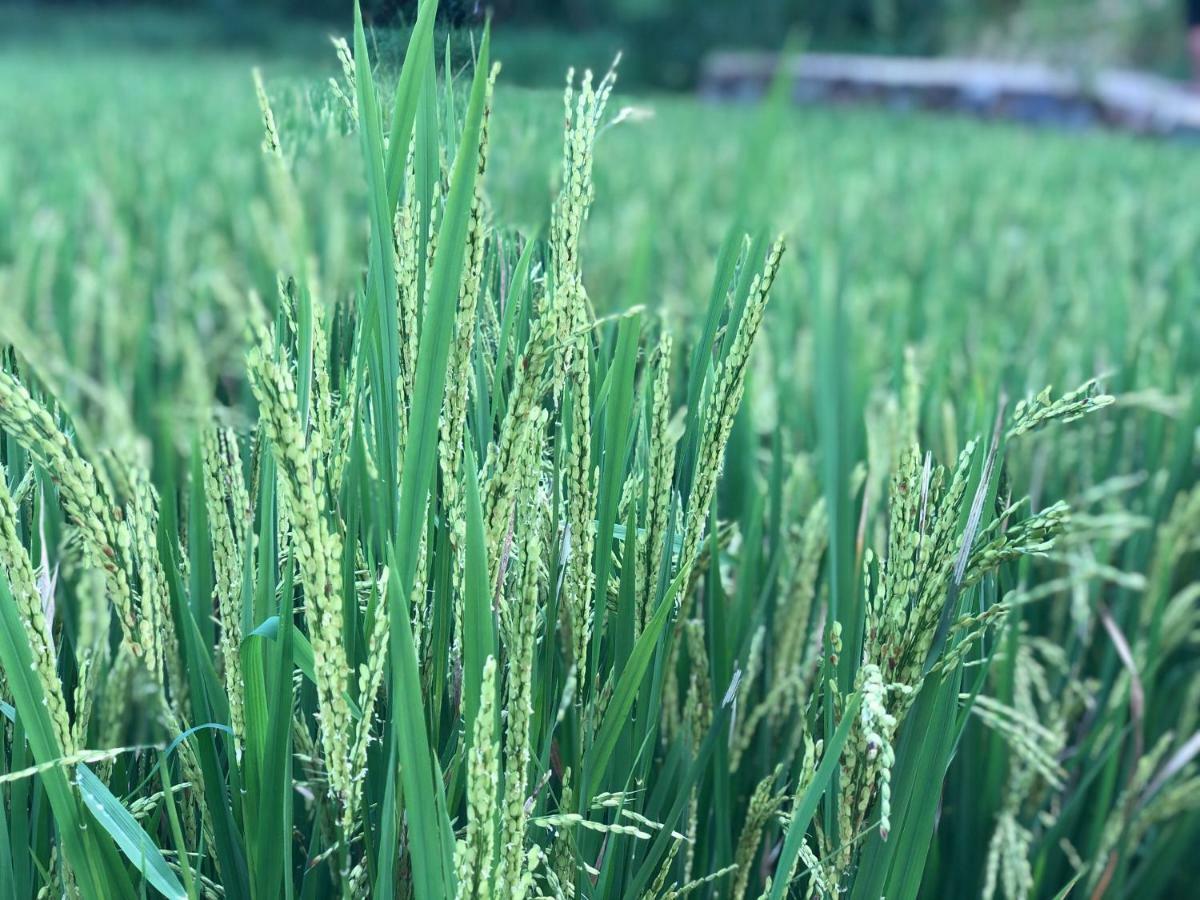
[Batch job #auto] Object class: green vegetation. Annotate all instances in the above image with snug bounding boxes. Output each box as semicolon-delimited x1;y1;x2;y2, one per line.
0;3;1197;899
10;0;1190;86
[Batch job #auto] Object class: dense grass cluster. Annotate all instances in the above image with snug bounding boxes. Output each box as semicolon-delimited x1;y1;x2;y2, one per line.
0;3;1198;899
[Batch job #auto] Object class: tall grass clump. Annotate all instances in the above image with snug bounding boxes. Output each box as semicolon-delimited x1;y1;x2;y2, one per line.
0;1;1198;898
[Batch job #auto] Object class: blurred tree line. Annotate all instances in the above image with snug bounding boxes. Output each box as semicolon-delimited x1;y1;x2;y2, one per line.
21;0;958;40
12;0;994;88
24;1;1185;87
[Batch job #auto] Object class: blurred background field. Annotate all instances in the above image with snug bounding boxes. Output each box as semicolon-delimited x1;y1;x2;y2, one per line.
3;2;1199;439
1;2;1198;898
3;1;1194;87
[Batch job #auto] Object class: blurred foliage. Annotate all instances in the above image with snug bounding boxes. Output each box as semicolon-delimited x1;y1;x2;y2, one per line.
1;20;1198;897
13;1;1193;88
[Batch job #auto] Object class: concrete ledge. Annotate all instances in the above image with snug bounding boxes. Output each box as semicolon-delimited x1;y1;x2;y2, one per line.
700;52;1200;135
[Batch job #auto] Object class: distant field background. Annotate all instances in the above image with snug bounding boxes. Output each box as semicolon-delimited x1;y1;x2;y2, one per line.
3;4;1198;437
4;1;1193;87
1;3;1198;897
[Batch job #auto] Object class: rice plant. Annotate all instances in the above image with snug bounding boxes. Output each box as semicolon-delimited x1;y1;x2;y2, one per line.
0;2;1197;898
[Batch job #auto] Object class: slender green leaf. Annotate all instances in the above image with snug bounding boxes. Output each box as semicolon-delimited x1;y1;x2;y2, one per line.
75;764;187;900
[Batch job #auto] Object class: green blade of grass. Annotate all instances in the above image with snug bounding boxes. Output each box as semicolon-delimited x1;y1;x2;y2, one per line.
850;670;962;900
383;0;439;212
162;529;250;900
582;556;679;803
385;557;456;898
75;764;187;900
377;36;494;893
391;24;491;599
460;442;495;751
353;0;403;532
768;690;863;900
156;750;197;900
586;313;641;697
245;616;315;687
0;573;135;900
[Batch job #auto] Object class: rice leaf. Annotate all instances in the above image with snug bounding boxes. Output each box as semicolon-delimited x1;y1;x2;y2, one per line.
75;763;187;900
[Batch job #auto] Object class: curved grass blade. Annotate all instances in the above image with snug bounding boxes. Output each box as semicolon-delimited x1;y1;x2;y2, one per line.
75;764;187;900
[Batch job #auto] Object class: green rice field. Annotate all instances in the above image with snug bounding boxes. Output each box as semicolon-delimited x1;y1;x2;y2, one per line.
0;4;1196;898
